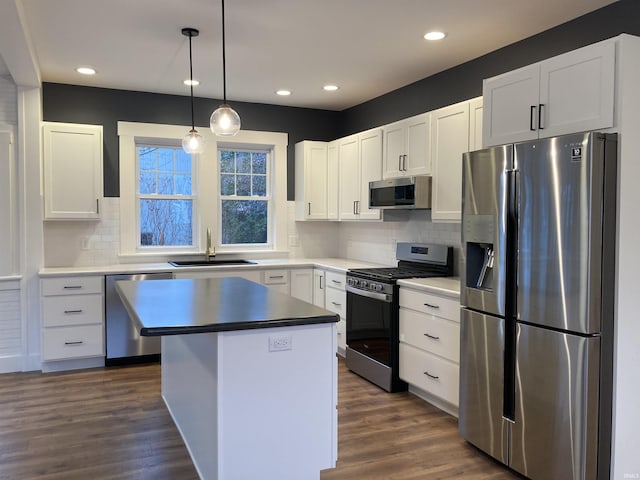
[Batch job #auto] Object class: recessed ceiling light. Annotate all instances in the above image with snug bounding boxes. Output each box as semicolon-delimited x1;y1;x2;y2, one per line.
276;89;292;96
76;67;96;75
323;85;339;92
184;79;200;86
424;31;446;41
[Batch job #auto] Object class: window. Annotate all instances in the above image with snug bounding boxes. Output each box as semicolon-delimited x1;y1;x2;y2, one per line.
219;148;270;245
118;122;287;258
137;145;195;247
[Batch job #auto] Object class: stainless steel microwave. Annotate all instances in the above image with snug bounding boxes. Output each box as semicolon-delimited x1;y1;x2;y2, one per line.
369;176;432;209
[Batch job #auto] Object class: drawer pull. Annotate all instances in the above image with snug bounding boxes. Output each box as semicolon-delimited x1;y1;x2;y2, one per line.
423;333;440;340
424;371;439;380
331;302;342;307
269;275;285;279
64;341;84;346
423;302;440;309
331;280;342;285
64;309;83;314
63;285;83;290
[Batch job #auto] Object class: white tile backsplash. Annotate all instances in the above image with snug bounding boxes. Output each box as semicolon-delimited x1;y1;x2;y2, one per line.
43;199;460;272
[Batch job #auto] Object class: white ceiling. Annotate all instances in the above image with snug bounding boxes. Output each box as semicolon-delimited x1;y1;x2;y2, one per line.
14;0;620;110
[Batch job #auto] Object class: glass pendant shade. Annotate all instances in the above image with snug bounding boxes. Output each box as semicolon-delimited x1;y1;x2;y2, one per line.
182;128;205;154
210;104;241;136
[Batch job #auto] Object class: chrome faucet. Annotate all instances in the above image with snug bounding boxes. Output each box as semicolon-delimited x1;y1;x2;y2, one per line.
206;227;216;260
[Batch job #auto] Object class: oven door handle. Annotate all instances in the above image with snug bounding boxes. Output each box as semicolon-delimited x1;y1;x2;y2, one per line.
346;285;392;303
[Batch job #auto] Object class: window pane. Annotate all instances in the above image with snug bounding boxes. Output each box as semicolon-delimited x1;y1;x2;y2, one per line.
175;151;191;172
253;175;266;196
175;173;192;195
139;148;157;170
221;200;267;244
237;175;251;196
157;173;174;194
140;199;192;246
157;149;174;172
252;153;267;174
221;174;235;196
220;151;235;173
139;172;156;194
237;152;251;173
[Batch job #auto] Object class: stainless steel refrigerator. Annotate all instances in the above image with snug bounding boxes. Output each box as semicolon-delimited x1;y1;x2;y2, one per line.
459;131;616;480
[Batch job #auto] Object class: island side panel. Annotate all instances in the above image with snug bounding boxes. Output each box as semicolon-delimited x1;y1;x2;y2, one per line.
218;323;337;480
161;333;220;480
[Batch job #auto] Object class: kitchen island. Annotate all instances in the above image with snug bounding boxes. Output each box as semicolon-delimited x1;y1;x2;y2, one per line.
115;277;338;480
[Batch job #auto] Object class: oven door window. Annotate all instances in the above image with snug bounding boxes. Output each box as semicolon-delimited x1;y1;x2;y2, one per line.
346;291;392;366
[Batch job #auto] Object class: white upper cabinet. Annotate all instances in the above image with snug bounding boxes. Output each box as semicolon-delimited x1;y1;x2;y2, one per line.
382;112;431;179
483;39;615;147
430;100;473;223
43;122;103;220
327;140;339;220
468;97;484;152
295;141;328;220
339;129;382;221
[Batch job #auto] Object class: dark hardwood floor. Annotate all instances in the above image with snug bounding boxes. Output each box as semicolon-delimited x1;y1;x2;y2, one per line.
0;359;522;479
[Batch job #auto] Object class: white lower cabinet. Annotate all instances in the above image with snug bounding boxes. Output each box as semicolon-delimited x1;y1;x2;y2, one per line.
41;276;105;364
313;269;325;307
324;271;347;356
399;285;460;416
290;268;313;303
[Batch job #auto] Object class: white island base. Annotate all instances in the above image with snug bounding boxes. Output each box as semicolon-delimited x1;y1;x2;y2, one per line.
161;322;338;480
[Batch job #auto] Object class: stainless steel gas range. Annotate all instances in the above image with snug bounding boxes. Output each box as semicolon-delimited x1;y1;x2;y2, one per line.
345;243;453;392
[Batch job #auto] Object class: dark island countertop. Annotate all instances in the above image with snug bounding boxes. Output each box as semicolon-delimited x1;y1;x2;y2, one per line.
115;276;339;336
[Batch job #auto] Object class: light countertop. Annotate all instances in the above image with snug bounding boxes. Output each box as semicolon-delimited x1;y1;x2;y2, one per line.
397;277;460;298
39;257;389;277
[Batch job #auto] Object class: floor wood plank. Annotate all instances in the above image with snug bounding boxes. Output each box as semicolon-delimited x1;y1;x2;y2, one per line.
0;359;522;479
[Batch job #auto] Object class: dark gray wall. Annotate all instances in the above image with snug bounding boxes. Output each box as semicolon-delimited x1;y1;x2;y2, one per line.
42;84;341;198
42;0;640;200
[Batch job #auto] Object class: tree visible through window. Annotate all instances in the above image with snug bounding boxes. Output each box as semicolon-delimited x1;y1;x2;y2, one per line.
219;148;269;245
138;146;194;247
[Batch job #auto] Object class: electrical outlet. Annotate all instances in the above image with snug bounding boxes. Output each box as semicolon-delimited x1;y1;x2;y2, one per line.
269;335;292;352
81;237;90;250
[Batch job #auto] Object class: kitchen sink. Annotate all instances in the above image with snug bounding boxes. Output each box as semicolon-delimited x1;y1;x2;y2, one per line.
169;259;257;267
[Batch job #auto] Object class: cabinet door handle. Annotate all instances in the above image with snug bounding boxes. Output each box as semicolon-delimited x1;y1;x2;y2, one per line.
64;341;84;346
63;285;83;290
529;105;537;131
356;200;360;214
402;154;407;171
423;302;440;309
319;276;324;290
308;202;311;215
538;103;545;130
353;200;357;214
423;371;439;379
398;155;402;172
64;309;83;314
424;333;440;340
96;198;100;214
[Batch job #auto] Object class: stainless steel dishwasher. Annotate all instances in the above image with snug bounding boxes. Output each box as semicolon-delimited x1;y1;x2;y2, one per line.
105;272;173;366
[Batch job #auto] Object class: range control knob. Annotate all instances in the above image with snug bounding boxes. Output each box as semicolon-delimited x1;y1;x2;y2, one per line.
360;280;368;289
375;283;383;292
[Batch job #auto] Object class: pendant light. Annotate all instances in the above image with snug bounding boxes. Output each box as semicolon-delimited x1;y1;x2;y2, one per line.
210;0;241;136
181;27;205;154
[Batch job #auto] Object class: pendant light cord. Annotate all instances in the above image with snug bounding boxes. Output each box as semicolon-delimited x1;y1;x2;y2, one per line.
221;0;227;104
188;32;196;130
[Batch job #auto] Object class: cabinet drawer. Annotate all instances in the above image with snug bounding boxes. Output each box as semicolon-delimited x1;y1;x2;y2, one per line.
325;271;346;291
42;324;104;361
325;288;346;317
262;270;289;285
43;294;103;327
399;308;460;363
399;288;459;322
399;343;459;406
42;276;103;296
